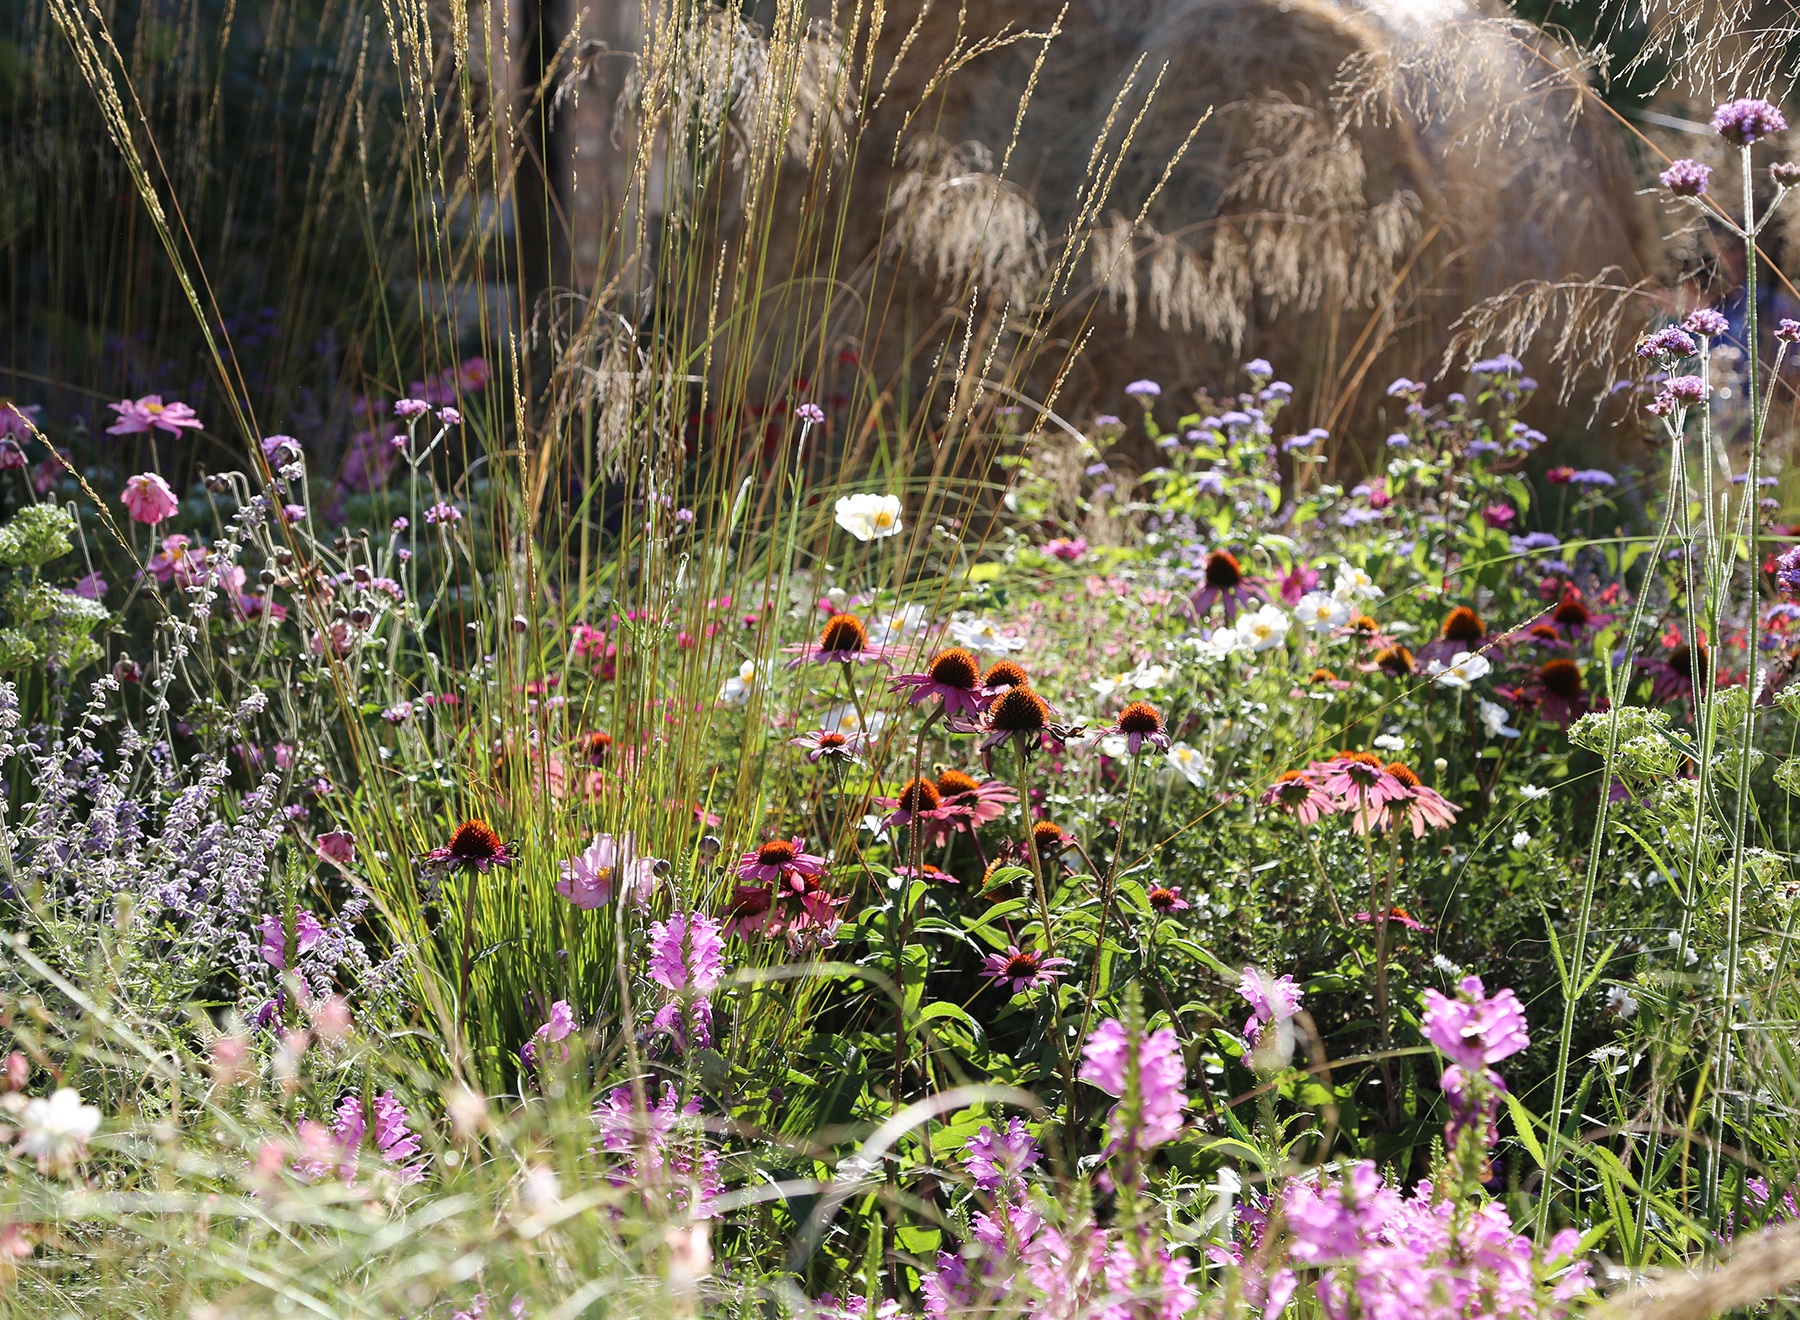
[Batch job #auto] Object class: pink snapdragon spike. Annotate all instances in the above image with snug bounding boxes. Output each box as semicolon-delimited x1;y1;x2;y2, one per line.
107;395;202;436
1079;1017;1187;1151
121;472;180;525
296;1091;426;1185
556;832;657;909
593;1081;721;1218
257;911;325;969
650;910;726;995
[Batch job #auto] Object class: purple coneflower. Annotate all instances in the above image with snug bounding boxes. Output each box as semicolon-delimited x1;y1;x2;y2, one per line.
980;944;1075;994
1147;884;1190;914
1030;818;1072;858
1636;636;1708;706
981;659;1028;691
1548;593;1612;642
422;818;518;872
1187;550;1269;622
790;728;869;765
783;612;894;669
958;684;1055;752
721;884;779;938
935;768;1019;827
1260;769;1337;825
876;776;972;834
736;837;827;885
1523;657;1589;727
889;646;991;718
1354;763;1459;837
1313;752;1407;810
1354;906;1429;931
1415;606;1487;669
1103;700;1171;754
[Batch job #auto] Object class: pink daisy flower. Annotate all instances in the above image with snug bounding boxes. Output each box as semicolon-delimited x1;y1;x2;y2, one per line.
790;729;869;765
1147;884;1190;914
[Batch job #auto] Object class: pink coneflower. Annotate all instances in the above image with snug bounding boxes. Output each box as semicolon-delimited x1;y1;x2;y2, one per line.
1260;769;1337;824
1354;906;1429;931
1354;763;1459;837
1415;606;1488;669
1522;658;1589;727
736;836;827;885
422;818;518;872
1031;818;1073;858
875;777;972;833
790;729;869;765
1101;700;1171;755
107;395;203;436
1548;593;1612;642
958;684;1055;752
1371;644;1414;678
889;647;991;718
1636;636;1708;706
981;659;1028;691
1147;884;1190;913
721;884;779;938
1187;550;1269;622
934;768;1019;826
893;862;959;885
1313;752;1407;810
783;612;895;669
980;945;1075;994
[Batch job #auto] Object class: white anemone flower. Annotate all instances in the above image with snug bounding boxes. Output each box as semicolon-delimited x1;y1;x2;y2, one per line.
1165;742;1210;787
1189;628;1248;664
1237;604;1291;652
949;618;1025;654
834;493;904;541
1331;561;1383;602
1477;699;1521;739
1429;650;1491;688
1293;591;1350;633
16;1088;101;1173
719;660;765;705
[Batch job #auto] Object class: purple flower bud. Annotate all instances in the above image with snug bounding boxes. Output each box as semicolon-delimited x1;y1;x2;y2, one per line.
1774;161;1800;186
1659;158;1711;196
1713;97;1788;146
1779;319;1800;344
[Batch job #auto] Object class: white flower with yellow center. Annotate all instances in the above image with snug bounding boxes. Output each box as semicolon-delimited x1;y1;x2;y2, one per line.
1165;742;1209;787
1236;604;1291;653
834;493;904;541
950;618;1025;654
719;660;765;705
1331;561;1383;602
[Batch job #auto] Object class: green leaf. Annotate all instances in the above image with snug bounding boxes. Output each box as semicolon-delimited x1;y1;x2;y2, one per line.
1501;1089;1547;1170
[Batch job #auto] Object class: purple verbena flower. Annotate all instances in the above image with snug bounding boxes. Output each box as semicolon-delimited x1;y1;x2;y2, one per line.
1714;97;1788;146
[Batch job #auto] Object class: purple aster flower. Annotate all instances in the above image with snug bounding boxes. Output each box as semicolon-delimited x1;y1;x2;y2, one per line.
1421;974;1528;1070
1385;432;1409;448
1638;326;1697;360
1713;97;1788;146
1684;308;1730;337
1659;158;1711;196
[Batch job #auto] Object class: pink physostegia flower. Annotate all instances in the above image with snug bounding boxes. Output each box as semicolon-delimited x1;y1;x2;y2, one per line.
1080;1016;1187;1152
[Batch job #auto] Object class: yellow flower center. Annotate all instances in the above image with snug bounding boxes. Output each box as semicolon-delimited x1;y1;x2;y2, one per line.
146;403;164;413
874;511;894;527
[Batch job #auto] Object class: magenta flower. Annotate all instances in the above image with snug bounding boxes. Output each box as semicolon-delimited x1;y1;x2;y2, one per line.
394;398;431;419
1684;308;1729;337
107;395;202;436
121;472;179;525
1080;1017;1187;1149
522;1000;576;1068
315;831;356;865
889;646;992;718
874;777;972;833
421;819;518;873
790;728;869;764
980;944;1074;995
784;612;896;669
1239;966;1303;1067
1260;769;1338;824
1279;562;1320;604
1312;752;1407;811
963;1118;1040;1193
557;832;656;909
650;910;725;995
1714;97;1787;146
257;911;325;969
0;401;38;440
424;502;461;525
1667;374;1708;402
68;573;107;601
721;884;779;939
1422;974;1529;1071
1354;906;1429;931
1638;326;1698;359
932;769;1018;825
1658;158;1711;196
736;836;827;885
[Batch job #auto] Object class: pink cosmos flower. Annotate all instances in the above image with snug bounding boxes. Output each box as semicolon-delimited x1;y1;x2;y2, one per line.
68;573;107;600
107;395;203;436
121;472;180;525
980;945;1075;994
557;832;657;909
1080;1017;1187;1150
736;837;827;885
315;831;356;865
257;911;325;969
1422;975;1529;1071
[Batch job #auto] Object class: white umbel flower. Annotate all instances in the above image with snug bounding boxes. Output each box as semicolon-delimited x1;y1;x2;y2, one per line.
834;493;904;541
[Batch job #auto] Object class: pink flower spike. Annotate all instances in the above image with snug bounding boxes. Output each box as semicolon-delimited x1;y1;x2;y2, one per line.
1421;974;1529;1070
121;472;180;525
257;911;325;969
107;395;203;436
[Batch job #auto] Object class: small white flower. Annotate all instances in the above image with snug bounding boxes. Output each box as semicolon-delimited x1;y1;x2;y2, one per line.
834;493;904;541
820;701;886;737
1128;662;1177;689
1511;830;1531;849
1293;591;1351;633
1605;985;1639;1019
1165;742;1210;787
1090;671;1130;700
1433;757;1448;773
719;660;764;705
867;603;929;646
1236;604;1291;653
1331;561;1383;602
1431;651;1491;688
1519;783;1551;800
16;1088;101;1173
1432;953;1464;976
1098;733;1131;758
1188;628;1248;663
1373;734;1406;753
949;618;1026;655
1477;699;1521;739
